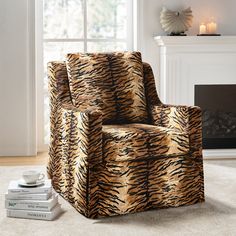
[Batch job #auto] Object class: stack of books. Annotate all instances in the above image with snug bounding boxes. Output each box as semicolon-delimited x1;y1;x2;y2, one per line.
5;179;62;220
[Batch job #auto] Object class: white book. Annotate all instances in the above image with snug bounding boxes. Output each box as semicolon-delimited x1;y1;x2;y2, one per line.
5;194;58;212
6;204;62;221
8;179;52;194
5;191;52;200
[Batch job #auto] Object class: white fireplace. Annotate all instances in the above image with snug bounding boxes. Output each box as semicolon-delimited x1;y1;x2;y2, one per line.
154;36;236;158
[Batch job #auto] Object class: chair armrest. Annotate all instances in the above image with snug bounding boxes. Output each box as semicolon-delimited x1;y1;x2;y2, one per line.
150;104;202;149
49;104;102;218
61;104;103;166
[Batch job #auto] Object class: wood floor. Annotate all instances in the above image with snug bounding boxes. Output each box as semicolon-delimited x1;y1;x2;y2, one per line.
0;152;48;166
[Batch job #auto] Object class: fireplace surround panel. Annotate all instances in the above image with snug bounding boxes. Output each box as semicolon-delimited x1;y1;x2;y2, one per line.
195;85;236;149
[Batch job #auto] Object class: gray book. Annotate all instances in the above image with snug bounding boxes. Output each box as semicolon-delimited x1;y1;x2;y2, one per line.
8;180;52;194
6;204;62;221
5;194;58;211
5;191;52;200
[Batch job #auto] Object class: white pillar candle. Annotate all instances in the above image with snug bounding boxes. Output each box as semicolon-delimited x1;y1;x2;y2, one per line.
207;21;217;34
199;23;207;34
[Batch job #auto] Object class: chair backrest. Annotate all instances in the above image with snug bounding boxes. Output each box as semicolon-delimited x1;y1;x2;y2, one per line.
48;53;161;125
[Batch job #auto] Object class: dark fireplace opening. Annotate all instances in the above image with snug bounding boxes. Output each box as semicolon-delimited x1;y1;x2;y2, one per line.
195;85;236;149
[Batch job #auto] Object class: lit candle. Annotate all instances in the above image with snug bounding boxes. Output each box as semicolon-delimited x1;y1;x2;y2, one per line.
199;23;207;34
207;21;217;34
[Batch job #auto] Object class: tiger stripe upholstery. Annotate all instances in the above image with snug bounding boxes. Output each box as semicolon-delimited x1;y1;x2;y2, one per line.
103;124;189;162
66;52;148;124
47;52;204;219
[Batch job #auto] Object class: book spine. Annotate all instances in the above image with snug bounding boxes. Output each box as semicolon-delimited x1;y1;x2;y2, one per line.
5;193;51;201
6;209;53;221
8;187;52;194
5;196;58;211
6;201;50;211
6;205;62;221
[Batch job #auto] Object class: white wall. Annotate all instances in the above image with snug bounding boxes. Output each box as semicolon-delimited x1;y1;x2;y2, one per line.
1;0;236;156
0;0;36;156
140;0;236;91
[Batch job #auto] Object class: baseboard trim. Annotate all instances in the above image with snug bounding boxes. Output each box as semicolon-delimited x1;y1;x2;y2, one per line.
203;149;236;159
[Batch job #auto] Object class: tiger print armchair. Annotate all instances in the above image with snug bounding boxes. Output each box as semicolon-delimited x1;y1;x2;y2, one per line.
47;52;204;219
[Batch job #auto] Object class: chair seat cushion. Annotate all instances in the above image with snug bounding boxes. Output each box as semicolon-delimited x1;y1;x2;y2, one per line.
102;123;189;162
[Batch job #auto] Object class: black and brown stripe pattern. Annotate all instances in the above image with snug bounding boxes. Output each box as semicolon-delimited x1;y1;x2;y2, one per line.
66;52;148;124
103;123;189;162
47;53;204;219
47;62;72;195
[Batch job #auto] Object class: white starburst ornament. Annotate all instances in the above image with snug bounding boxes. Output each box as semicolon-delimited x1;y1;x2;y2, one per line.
160;7;193;36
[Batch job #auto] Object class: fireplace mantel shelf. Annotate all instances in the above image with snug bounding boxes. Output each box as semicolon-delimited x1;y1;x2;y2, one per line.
154;35;236;158
154;35;236;46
